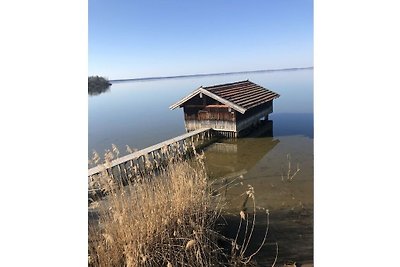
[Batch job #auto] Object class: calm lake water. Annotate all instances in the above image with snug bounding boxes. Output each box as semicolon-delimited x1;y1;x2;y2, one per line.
88;69;313;265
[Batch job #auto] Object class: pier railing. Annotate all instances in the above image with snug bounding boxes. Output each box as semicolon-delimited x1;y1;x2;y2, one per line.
88;128;216;185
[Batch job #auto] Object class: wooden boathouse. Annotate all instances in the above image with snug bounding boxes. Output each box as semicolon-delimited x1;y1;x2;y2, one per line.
169;80;280;137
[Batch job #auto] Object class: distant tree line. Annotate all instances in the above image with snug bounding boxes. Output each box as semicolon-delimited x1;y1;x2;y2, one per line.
88;76;112;95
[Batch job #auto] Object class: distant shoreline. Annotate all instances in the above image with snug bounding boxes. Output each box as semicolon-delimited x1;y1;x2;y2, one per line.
110;66;313;83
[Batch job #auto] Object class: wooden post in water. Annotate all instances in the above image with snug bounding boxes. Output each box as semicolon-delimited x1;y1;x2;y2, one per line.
107;168;114;181
116;164;122;183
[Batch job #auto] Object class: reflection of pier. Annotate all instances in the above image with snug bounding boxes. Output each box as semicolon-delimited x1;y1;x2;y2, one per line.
207;142;238;154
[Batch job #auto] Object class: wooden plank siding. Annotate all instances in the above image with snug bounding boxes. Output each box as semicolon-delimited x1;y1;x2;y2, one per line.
185;120;236;132
184;106;235;122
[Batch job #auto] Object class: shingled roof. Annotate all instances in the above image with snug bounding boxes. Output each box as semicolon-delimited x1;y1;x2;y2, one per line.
169;80;280;114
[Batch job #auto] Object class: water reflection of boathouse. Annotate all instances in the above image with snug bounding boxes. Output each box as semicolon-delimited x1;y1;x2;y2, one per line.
170;80;280;137
203;122;280;179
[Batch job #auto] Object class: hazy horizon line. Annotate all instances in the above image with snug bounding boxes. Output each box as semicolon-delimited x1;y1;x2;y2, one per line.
109;66;313;82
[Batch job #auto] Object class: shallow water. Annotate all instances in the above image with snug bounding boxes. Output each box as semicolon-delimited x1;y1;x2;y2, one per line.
88;69;313;265
206;133;313;265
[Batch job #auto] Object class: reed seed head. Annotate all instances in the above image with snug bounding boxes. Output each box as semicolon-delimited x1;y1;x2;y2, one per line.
185;239;196;250
240;210;246;220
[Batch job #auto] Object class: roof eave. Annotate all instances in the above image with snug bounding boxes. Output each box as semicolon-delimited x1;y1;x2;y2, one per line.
169;88;247;114
169;87;202;110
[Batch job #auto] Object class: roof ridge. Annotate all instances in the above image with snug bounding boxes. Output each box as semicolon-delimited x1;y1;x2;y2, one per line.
203;80;250;89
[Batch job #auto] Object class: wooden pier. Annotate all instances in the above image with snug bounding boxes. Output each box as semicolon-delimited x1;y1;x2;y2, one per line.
88;128;217;184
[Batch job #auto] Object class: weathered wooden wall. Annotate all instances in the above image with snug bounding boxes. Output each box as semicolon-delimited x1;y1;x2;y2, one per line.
236;101;272;122
184;105;235;121
236;103;273;133
185;120;236;133
182;96;274;135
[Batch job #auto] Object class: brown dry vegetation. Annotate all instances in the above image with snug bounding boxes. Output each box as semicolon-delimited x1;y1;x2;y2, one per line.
88;148;272;266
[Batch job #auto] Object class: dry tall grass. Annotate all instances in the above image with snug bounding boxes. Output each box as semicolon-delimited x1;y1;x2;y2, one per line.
88;146;272;266
89;154;228;266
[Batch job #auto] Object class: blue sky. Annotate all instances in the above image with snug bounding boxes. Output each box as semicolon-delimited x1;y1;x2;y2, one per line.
89;0;313;79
